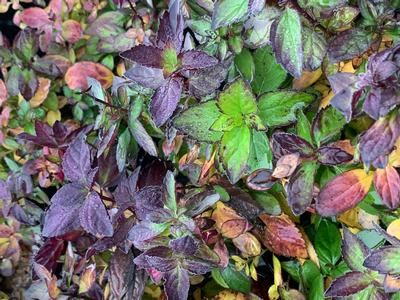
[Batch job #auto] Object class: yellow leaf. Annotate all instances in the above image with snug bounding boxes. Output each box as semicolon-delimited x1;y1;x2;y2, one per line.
79;264;96;294
46;110;61;126
340;61;355;73
293;69;322;90
30;77;51;108
320;90;334;109
387;219;400;240
273;254;282;287
338;206;379;230
268;284;280;300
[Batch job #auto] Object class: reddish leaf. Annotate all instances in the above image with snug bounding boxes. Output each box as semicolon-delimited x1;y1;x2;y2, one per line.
149;77;183;126
258;213;308;258
0;79;8;106
65;61;113;90
62;20;83;44
120;45;163;69
33;238;65;280
316;169;373;216
374;166;400;210
325;271;372;297
19;7;50;28
359;112;400;167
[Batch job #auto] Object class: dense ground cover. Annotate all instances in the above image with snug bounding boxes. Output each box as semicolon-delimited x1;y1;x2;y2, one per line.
0;0;400;299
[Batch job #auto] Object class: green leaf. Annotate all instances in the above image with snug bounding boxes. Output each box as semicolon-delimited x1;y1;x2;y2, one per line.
173;101;223;142
296;110;313;144
219;125;251;183
116;127;131;172
258;91;315;127
162;47;180;74
163;171;177;215
211;0;249;29
211;268;230;288
271;7;303;78
250;191;281;215
218;79;257;118
234;48;255;82
364;246;400;275
314;219;342;272
211;114;241;132
301;260;324;300
247;129;273;173
251;46;287;95
312;106;346;147
219;263;251;293
302;26;327;71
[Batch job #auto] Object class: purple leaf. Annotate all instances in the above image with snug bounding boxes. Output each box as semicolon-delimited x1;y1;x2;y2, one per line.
0;180;12;202
363;246;400;275
33;238;65;280
134;246;176;272
18;121;58;148
124;65;166;90
134;186;170;222
164;266;190;300
113;169;139;206
342;227;370;272
317;146;353;165
129;119;158;157
120;45;163;69
79;192;114;237
150;77;183;127
184;258;213;275
156;11;184;52
128;221;168;249
179;50;218;70
325;271;372;297
328;72;360;122
109;249;147;300
62;134;92;183
271;132;315;159
188;59;232;98
42;183;87;237
359;113;400;168
363;87;400;120
169;236;198;256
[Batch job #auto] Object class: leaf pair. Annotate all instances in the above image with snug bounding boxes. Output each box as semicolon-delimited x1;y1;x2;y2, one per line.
120;11;218;126
42;135;113;238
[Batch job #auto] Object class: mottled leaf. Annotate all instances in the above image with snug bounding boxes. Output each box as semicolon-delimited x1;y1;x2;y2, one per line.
65;61;113;90
302;26;326;71
317;146;353;165
212;0;249;29
325;271;372;297
271;132;315;159
342;227;369;272
364;246;400;275
164;266;190;300
169;236;198;256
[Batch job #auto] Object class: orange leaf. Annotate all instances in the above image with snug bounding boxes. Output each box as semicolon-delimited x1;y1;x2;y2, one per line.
258;213;308;258
316;169;373;216
65;61;113;91
30;77;51;108
212;202;251;239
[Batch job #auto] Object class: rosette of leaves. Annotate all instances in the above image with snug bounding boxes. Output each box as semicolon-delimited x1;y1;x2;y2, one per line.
120;11;219;126
42;134;114;238
127;171;220;300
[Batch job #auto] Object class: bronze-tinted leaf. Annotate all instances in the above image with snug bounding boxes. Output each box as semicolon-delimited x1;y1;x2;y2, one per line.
246;168;277;191
65;61;113;90
258;213;308;258
212;202;251;239
374;166;400;210
316;169;373;216
272;153;300;179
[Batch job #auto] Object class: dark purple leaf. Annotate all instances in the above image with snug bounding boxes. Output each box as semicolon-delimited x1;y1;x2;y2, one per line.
150;77;183;127
33;238;65;280
164;266;190;300
128;221;168;249
62;134;92;183
79;192;114;237
184;258;213;275
134;186;170;222
317;146;353;165
120;45;163;69
363;87;400;120
156;11;184;52
109;249;147;300
96;144;121;188
271;132;315;159
42;183;87;237
137;159;170;189
246;169;277;191
328;28;373;62
188;58;232;98
359;112;400;167
169;236;198;256
286;161;317;215
18;121;58;148
113;169;139;206
325;271;372;297
179;50;218;70
124;65;166;90
342;227;369;272
134;246;176;272
0;180;12;202
328;72;360;122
